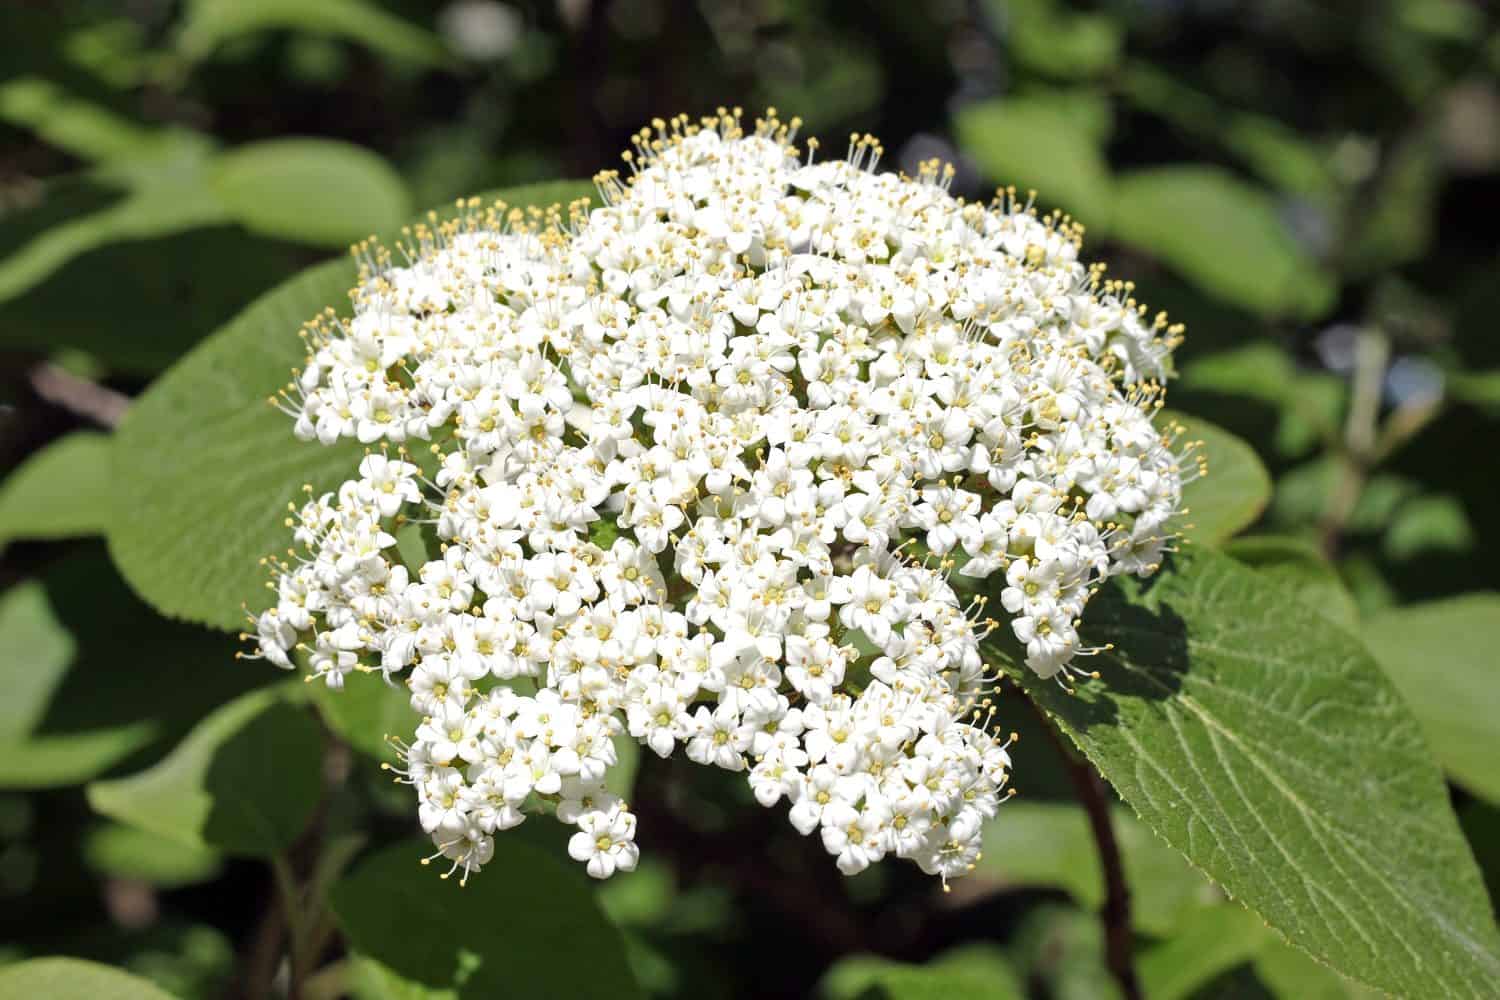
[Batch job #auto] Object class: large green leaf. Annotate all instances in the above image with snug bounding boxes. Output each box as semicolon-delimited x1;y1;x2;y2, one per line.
1001;547;1500;997
176;0;449;66
313;675;418;762
108;181;593;631
1110;166;1334;319
0;547;253;789
0;431;111;549
954;95;1113;229
86;686;322;856
209;138;411;248
978;802;1222;936
1222;535;1359;627
82;822;223;888
0;958;179;1000
1168;410;1271;545
329;837;642;999
1362;594;1500;805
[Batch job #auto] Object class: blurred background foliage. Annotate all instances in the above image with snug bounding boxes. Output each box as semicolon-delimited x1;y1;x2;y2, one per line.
0;1;1496;998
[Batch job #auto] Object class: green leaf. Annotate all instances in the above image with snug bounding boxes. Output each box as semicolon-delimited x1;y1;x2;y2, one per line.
1253;938;1380;999
108;181;594;631
1137;904;1269;1000
86;686;322;856
329;837;642;999
1004;547;1500;997
312;675;417;762
1362;594;1500;805
821;947;1023;1000
176;0;449;67
82;822;223;888
0;958;180;1000
0;431;111;549
978;802;1222;936
209;139;412;248
998;0;1122;80
0;76;160;162
1222;535;1359;627
1167;410;1271;545
1110;166;1334;319
954;96;1113;229
0;547;253;789
1383;493;1475;560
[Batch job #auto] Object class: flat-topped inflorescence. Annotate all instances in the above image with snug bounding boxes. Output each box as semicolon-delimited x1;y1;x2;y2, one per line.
248;108;1189;886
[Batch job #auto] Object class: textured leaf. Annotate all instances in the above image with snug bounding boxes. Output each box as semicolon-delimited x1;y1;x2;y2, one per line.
0;431;111;548
954;96;1113;228
177;0;448;66
1168;410;1271;545
330;837;641;999
1363;594;1500;804
978;802;1222;936
1110;166;1334;319
108;181;594;631
1223;535;1359;627
86;686;322;856
1003;547;1500;997
0;958;179;1000
0;548;252;789
209;138;411;247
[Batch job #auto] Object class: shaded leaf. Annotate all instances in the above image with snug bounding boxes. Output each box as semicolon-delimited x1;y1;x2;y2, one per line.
108;181;594;631
954;96;1113;228
998;0;1122;80
1168;410;1271;545
1363;594;1500;805
821;947;1023;1000
1002;547;1500;997
1137;904;1269;1000
312;676;417;763
329;837;641;999
0;431;111;548
209;138;411;248
1110;166;1334;319
86;686;322;856
978;802;1222;936
0;548;253;789
0;958;179;1000
82;822;223;888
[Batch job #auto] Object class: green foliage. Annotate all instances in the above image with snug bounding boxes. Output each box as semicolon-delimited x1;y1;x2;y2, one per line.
954;94;1113;226
0;549;253;789
175;0;449;67
1363;594;1500;804
820;946;1023;1000
1003;547;1500;997
0;958;180;1000
107;181;594;631
312;676;417;763
1136;904;1269;1000
1169;411;1271;545
1222;535;1360;627
330;838;642;999
86;687;322;856
978;802;1220;936
208;139;411;247
0;431;111;549
1110;167;1335;319
81;822;223;889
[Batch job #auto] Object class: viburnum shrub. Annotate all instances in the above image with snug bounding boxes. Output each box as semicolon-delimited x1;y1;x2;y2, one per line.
250;109;1192;886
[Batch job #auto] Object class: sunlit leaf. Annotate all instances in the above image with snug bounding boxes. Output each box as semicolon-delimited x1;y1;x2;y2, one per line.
82;822;223;888
998;547;1500;997
1137;904;1269;1000
108;182;594;631
0;958;179;1000
1167;410;1271;545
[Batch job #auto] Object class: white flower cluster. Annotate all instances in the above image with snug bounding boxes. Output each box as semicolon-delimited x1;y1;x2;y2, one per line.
251;110;1187;886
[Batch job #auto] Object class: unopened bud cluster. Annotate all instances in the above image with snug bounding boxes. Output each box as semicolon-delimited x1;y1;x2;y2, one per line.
252;109;1186;885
